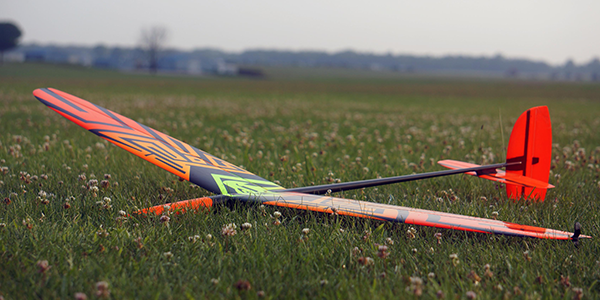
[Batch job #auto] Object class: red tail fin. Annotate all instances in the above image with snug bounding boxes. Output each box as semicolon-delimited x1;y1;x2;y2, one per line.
505;106;552;201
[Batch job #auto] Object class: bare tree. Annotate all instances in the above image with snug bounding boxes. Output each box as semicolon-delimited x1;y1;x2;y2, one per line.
140;26;168;74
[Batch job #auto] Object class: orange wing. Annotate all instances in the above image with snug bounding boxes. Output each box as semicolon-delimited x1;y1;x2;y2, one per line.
33;88;283;195
136;192;587;240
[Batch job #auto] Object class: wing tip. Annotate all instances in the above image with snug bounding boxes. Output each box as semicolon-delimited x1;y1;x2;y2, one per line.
33;87;58;99
32;87;46;96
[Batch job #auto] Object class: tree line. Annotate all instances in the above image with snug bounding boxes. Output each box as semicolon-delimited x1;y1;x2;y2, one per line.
2;22;598;80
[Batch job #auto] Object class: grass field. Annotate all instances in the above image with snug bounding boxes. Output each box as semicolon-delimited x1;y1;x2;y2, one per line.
1;63;600;299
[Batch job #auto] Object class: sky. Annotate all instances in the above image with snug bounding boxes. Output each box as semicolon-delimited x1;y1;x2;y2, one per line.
1;0;598;65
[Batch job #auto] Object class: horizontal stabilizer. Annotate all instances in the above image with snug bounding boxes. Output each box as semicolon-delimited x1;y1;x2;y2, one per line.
438;159;554;190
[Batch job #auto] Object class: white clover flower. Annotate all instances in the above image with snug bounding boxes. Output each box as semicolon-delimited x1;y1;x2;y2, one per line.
221;223;237;236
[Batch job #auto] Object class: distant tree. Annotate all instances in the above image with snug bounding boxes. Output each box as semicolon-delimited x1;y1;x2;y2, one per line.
588;58;600;71
590;58;600;82
0;22;22;64
563;59;576;80
139;26;168;74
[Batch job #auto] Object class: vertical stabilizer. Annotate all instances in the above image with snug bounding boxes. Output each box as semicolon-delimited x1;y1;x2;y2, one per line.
505;106;552;200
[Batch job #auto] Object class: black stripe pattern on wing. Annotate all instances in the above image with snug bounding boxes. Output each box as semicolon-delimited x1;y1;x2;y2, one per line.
36;88;278;194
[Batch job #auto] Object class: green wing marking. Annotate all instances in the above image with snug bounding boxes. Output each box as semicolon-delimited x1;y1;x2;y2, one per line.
212;174;282;195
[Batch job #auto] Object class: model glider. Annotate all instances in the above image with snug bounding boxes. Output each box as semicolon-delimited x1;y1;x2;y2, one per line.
33;88;588;241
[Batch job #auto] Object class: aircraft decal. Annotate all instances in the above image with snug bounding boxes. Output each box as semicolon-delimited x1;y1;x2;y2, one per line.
212;174;282;195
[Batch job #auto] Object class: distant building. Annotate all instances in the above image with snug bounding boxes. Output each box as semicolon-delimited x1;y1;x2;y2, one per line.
4;51;24;62
68;53;93;66
215;59;238;75
25;50;45;62
187;59;202;75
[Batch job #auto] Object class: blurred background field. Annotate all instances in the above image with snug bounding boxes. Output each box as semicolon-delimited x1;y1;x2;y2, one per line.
1;63;600;299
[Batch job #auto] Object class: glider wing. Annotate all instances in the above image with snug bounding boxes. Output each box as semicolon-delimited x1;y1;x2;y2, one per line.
251;192;585;239
136;191;587;240
33;88;283;195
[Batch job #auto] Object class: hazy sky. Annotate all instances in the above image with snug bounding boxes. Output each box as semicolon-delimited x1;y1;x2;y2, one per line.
1;0;598;65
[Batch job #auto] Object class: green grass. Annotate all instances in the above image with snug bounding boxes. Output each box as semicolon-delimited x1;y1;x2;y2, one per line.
1;63;600;299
